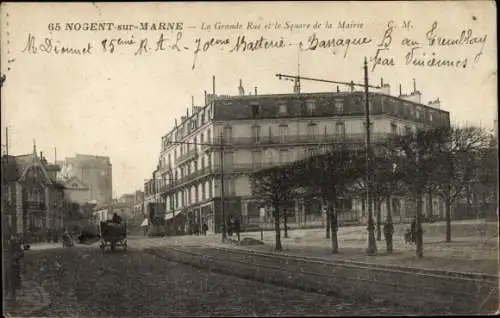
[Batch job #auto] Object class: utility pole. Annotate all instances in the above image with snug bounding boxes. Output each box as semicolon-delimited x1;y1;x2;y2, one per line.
220;132;227;241
364;57;377;255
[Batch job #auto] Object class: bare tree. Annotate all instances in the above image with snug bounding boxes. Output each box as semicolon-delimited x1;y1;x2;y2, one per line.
251;164;296;251
432;126;491;242
387;128;446;258
350;149;405;252
293;145;364;253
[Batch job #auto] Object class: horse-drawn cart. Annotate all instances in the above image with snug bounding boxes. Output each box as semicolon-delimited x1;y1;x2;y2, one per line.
99;221;127;252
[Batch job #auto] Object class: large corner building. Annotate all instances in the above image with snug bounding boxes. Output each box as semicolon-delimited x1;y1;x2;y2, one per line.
144;80;450;234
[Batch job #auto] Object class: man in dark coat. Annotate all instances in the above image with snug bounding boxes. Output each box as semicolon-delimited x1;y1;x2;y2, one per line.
234;218;241;241
112;212;122;224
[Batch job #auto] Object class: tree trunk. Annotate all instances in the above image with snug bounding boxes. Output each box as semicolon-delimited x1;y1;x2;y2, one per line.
273;204;282;251
427;188;434;220
415;191;424;258
325;201;331;239
283;208;288;238
385;196;394;253
329;199;339;253
376;200;382;241
445;198;452;242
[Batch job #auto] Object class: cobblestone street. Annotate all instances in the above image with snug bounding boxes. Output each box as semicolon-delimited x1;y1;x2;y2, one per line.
4;240;413;317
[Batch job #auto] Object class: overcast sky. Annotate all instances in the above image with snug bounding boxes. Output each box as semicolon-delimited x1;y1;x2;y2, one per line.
1;2;496;196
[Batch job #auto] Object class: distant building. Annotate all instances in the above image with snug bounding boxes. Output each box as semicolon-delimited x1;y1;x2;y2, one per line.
57;154;112;208
62;176;92;206
144;79;450;234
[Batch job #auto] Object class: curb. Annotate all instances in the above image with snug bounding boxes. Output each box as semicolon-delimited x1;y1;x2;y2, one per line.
208;243;499;282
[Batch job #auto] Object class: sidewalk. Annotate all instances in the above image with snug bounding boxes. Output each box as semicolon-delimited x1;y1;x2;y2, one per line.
215;222;499;276
3;280;51;317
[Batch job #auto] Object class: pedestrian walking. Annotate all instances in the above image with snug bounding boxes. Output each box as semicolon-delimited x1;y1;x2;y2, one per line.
202;222;208;236
227;218;233;237
410;218;416;243
234;218;241;241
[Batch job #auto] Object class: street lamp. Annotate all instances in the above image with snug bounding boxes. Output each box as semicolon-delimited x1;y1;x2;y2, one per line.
364;57;377;255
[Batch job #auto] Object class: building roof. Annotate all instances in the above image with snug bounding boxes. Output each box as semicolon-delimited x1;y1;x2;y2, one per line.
1;155;21;183
2;153;64;186
161;91;450;143
212;91;450;122
63;176;90;190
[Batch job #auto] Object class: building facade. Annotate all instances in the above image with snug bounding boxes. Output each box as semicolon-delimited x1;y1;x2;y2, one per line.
57;154;113;208
145;82;450;234
62;176;93;206
1;151;66;242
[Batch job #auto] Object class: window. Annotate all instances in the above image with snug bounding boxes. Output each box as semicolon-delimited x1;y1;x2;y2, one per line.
277;102;287;115
207;129;211;144
201;156;205;169
201;113;205;125
336;122;346;137
251;103;260;117
279;124;288;142
307;148;316;156
224;178;236;196
405;126;412;135
429;112;433;122
279;150;289;163
251;125;261;142
223;126;233;143
223;152;233;168
390;122;397;134
308;122;318;137
306;100;316;113
194;136;198;149
252;150;262;168
335;100;344;113
200;133;204;144
208;180;213;198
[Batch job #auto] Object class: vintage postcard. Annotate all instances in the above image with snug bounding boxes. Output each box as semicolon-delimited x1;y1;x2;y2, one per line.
1;1;498;317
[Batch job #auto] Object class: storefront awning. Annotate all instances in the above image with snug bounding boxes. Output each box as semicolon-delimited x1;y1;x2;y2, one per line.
140;218;149;227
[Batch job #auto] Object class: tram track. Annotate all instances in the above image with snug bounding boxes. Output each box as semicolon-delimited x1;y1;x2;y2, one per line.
145;245;498;315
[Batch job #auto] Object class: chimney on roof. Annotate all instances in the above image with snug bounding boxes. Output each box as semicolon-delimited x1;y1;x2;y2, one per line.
349;81;355;93
254;86;258;95
238;79;245;96
336;86;340;93
399;84;403;96
428;97;441;109
191;96;194;107
381;78;384;87
204;90;207;105
413;78;417;93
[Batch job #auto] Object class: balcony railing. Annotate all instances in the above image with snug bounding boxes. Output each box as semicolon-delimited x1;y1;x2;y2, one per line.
176;148;198;164
213;132;392;147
